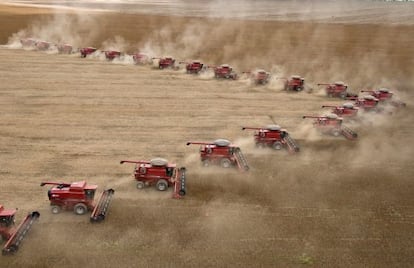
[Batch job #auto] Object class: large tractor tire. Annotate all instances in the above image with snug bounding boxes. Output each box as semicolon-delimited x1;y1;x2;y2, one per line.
220;158;232;168
156;179;168;191
74;203;87;215
272;141;283;150
51;205;61;214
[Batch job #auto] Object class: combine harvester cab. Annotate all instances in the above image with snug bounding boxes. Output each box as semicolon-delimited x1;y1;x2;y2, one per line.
186;139;249;171
303;114;358;140
40;181;114;222
120;158;186;199
242;125;300;153
284;75;305;91
0;205;40;255
322;102;359;118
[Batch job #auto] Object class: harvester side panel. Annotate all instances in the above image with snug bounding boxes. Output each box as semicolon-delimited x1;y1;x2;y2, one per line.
90;189;115;223
2;211;40;255
341;126;358;140
173;167;186;199
283;135;300;153
234;148;249;172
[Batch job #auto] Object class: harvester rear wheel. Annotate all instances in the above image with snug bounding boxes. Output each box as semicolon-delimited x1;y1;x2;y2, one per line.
74;203;87;215
220;158;232;168
272;141;282;150
136;181;145;189
156;180;168;191
202;160;210;167
51;205;61;214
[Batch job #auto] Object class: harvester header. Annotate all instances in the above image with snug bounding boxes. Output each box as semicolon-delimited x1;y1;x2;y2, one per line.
1;206;40;255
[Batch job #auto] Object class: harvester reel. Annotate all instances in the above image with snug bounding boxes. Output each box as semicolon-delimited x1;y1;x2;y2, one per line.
74;203;87;215
156;179;168;191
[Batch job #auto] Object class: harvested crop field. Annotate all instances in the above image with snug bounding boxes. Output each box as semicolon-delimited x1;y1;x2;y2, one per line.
0;1;413;267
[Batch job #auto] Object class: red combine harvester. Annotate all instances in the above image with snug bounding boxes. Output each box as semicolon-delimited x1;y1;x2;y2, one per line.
40;181;114;222
120;158;186;199
318;81;357;99
0;205;40;255
322;102;359;118
361;88;406;107
284;75;305;91
80;47;97;58
242;125;300;153
57;43;73;54
303;113;358;140
186;139;249;171
132;53;151;65
211;64;238;80
20;38;37;48
104;50;121;61
35;41;51;51
350;95;380;112
244;69;271;85
153;56;178;69
180;60;205;74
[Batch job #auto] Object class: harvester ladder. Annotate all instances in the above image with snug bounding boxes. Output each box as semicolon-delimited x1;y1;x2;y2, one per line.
234;147;249;171
2;211;40;255
341;125;358;140
283;134;300;153
90;189;115;223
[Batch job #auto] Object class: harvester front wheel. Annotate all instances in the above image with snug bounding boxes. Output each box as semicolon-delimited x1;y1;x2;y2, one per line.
272;141;282;150
136;181;145;189
156;180;168;191
220;158;232;168
331;129;341;137
74;203;87;215
51;205;61;214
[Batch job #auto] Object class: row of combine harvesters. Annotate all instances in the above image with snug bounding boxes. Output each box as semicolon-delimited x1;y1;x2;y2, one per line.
19;38;409;103
18;38;298;86
2;38;405;255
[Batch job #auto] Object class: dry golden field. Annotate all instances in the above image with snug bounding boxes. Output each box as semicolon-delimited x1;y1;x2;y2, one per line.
0;2;414;267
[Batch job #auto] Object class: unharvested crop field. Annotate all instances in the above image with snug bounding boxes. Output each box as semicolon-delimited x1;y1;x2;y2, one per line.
0;2;413;267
